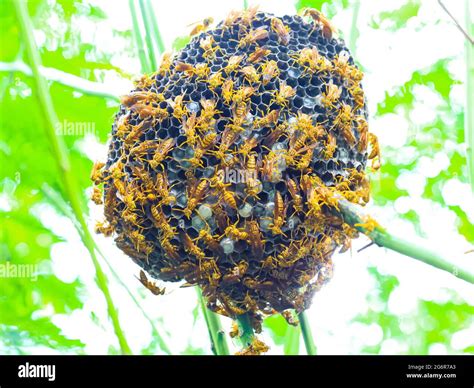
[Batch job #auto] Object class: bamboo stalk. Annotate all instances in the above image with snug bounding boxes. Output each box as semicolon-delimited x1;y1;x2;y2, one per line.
138;0;158;70
146;0;166;54
197;289;230;355
129;0;152;73
0;61;122;100
236;313;255;348
348;0;360;55
337;199;474;284
466;0;474;192
298;312;317;355
14;1;132;355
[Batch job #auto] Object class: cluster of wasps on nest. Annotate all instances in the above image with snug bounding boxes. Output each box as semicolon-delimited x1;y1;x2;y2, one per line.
90;7;380;355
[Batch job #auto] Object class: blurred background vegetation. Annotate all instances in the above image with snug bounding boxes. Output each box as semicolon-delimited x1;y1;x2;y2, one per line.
0;0;473;355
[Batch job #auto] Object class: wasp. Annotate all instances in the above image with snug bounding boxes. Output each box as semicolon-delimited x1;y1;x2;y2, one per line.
155;172;176;206
103;185;119;221
222;79;234;104
350;85;365;110
271;17;290;45
243;278;275;291
232;86;254;105
91;186;103;205
368;133;381;171
175;62;210;79
232;102;250;127
244;154;261;198
321;133;337;160
261;150;281;182
137;270;165;296
182;179;209;218
349;65;364;84
240;65;260;84
333;103;353;131
333;52;351;79
95;220;114;236
199;98;219;124
287;178;303;214
225;223;249;241
161;238;180;260
150;205;177;240
268;191;286;235
222;261;249;285
221;186;238;209
115;113;131;139
129;140;159;157
197;228;222;254
292;47;318;72
222;10;240;31
189;17;213;36
149;138;175;169
303;8;336;39
133;73;154;89
272;80;296;107
124;120;151;145
321;84;342;109
211;127;238;162
241;5;260;26
212;203;230;233
208;71;224;90
199;35;219;59
182;113;198;146
158;52;172;76
185;132;218;168
263;123;287;147
130;104;169;122
171;94;187;120
237;27;269;48
239;137;259;159
261;60;279;85
354;215;382;234
282;311;299;326
121;91;163;108
90;161;105;184
181;232;206;259
128;230;152;255
295;147;314;171
248;47;271;63
247;221;264;259
223;55;244;75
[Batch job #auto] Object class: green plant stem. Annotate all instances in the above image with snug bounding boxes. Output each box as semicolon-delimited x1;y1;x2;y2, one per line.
298;312;317;355
0;61;121;101
146;0;166;54
41;184;171;354
336;199;474;285
236;313;255;348
197;289;229;355
138;0;158;70
466;0;474;192
129;0;152;73
348;0;360;55
14;1;132;355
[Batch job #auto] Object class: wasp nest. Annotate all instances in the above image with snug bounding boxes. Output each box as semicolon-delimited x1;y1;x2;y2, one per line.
91;8;380;331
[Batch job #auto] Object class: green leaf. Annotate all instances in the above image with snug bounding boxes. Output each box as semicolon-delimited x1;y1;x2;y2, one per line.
370;1;421;31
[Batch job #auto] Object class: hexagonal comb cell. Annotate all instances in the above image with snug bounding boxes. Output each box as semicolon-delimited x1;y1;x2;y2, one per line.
91;8;380;330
